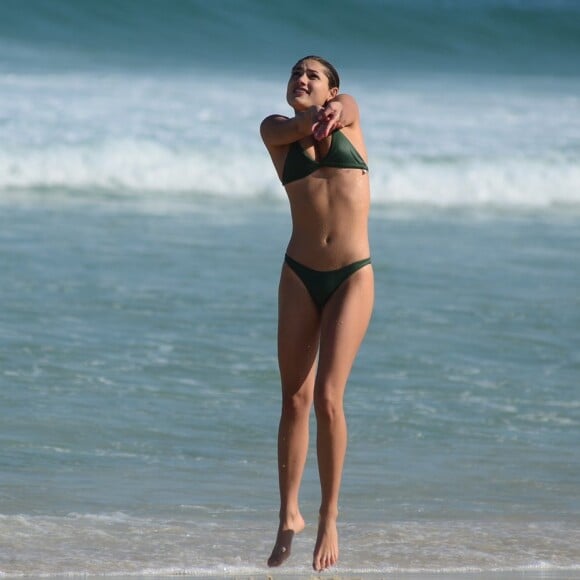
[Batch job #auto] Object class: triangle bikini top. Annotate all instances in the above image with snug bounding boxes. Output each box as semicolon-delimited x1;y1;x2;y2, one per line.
281;130;369;185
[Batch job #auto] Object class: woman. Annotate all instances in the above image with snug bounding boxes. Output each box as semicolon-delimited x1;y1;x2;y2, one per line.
260;56;374;572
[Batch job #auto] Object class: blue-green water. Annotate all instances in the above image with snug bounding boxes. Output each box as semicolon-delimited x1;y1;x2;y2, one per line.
1;200;579;575
1;0;579;76
1;0;580;576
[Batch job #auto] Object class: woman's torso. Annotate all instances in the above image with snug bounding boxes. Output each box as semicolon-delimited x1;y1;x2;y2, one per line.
270;127;371;270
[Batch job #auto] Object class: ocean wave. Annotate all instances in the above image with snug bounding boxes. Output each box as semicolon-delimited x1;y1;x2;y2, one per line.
1;143;579;209
2;62;579;211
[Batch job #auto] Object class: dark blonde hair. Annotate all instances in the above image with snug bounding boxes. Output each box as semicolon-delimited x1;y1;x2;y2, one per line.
292;55;340;90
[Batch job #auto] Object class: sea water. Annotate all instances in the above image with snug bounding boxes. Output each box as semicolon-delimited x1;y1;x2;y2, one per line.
1;1;580;577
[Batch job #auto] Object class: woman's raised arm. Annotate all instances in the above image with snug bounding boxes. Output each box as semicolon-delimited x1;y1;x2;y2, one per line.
260;107;322;147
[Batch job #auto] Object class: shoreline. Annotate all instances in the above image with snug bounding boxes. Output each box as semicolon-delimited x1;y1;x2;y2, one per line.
9;571;580;580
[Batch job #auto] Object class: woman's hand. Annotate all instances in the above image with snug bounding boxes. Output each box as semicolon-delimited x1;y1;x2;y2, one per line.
312;101;344;141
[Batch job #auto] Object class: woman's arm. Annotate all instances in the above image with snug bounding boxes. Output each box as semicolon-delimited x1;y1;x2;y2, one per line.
260;106;322;147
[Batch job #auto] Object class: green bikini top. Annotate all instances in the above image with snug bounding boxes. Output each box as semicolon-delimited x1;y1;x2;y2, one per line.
282;130;369;185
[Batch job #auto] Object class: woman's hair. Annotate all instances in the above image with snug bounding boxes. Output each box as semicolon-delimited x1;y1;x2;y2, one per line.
293;55;340;90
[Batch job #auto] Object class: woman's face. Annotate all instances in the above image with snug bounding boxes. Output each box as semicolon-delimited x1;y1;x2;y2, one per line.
286;59;338;111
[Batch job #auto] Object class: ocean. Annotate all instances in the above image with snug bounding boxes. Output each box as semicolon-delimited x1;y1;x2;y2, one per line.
1;1;579;577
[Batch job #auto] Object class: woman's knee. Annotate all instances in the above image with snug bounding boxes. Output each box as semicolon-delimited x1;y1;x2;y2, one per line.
313;388;344;423
281;388;313;418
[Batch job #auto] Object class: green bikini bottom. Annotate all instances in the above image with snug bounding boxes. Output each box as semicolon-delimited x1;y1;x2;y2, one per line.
284;253;371;311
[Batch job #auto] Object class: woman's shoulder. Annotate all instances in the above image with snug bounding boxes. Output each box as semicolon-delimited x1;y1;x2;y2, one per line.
335;93;359;105
260;115;293;151
261;112;314;149
260;114;290;130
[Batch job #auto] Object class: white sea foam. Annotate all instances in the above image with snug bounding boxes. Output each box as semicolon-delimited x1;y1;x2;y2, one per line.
1;143;579;208
1;71;579;209
0;140;273;197
373;157;580;207
1;514;579;576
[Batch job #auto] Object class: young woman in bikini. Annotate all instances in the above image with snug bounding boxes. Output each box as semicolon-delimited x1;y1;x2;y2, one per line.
260;55;374;572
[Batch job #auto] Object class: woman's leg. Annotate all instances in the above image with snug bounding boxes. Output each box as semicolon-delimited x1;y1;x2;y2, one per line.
268;264;321;567
312;265;374;572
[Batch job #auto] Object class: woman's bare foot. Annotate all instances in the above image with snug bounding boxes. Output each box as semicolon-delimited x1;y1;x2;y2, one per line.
267;514;305;567
312;515;339;572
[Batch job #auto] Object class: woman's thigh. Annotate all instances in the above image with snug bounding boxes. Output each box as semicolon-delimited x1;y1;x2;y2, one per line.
316;265;374;398
277;264;321;397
